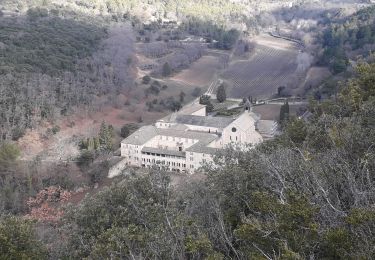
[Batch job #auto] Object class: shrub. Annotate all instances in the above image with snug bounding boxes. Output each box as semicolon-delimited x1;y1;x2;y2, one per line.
162;62;172;77
142;75;151;84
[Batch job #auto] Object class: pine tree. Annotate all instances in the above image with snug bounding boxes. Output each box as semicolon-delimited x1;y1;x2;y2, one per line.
99;121;113;151
94;137;100;150
162;62;172;77
217;84;226;103
99;121;108;146
279;101;290;126
88;138;95;151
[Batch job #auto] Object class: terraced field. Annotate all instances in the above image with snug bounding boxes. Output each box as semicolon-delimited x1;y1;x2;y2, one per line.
222;34;303;99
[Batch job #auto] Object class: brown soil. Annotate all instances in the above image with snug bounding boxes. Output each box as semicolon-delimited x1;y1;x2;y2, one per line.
171;55;221;86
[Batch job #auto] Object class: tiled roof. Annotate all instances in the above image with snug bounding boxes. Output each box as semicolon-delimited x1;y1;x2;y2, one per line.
122;125;219;145
256;120;278;139
175;115;235;128
121;125;157;145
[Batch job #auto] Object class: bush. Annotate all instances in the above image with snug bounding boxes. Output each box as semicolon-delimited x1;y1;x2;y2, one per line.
142;75;151;84
120;123;139;138
162;62;172;77
51;125;61;134
11;128;26;141
76;150;95;170
0;217;47;259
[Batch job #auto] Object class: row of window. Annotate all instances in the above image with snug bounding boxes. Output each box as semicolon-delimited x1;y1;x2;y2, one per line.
142;158;187;168
141;151;184;159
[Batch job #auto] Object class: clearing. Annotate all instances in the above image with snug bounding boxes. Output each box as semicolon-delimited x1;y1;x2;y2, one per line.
170;55;221;86
222;34;303;99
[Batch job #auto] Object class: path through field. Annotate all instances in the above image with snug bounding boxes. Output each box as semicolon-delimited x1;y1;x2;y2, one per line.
222;34;303;99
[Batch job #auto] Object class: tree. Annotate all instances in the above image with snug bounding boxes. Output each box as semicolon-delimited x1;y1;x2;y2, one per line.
277;86;286;97
142;75;151;84
120;124;139;138
216;84;226;103
279;101;290;126
120;125;130;138
179;91;186;102
199;95;214;112
0;216;47;259
99;121;113;151
162;62;172;77
0;143;20;172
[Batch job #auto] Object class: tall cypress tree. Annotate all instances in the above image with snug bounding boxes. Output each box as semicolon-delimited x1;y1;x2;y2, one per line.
217;84;226;103
279;101;290;126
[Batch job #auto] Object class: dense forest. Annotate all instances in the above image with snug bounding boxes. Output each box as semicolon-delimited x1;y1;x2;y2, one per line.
320;6;375;73
0;8;136;141
1;60;374;258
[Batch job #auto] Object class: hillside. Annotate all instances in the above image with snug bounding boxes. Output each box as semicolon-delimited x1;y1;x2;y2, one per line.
1;60;374;259
0;0;375;259
318;6;375;73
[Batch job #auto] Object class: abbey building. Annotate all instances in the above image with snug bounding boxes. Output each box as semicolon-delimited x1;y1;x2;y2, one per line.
120;101;277;174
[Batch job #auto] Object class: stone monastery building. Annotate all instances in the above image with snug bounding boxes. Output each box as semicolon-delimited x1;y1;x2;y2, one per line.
121;101;277;174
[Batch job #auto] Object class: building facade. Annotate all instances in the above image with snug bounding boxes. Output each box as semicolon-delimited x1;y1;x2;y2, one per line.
121;102;277;174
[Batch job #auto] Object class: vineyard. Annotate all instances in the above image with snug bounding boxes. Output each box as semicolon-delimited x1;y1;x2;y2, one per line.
222;35;303;99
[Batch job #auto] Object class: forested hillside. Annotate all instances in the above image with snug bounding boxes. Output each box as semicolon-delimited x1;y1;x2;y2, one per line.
1;60;374;259
320;5;375;73
0;8;136;141
0;1;375;258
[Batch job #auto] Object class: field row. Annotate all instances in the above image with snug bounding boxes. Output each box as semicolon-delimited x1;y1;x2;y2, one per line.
222;44;300;99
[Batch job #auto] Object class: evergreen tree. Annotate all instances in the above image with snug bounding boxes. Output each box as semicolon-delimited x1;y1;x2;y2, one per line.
199;95;214;112
120;125;130;138
99;121;113;151
94;137;100;150
216;84;226;103
279;100;290;126
0;216;47;259
88;138;95;151
179;91;186;102
162;62;172;77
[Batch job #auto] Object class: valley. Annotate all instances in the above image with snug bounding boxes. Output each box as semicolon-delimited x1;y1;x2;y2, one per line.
0;1;374;258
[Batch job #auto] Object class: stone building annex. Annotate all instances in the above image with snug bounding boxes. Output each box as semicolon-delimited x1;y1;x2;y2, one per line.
119;100;278;174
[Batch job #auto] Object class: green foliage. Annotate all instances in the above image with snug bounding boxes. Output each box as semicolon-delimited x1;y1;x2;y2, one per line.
0;143;20;172
320;6;375;73
0;15;106;76
216;84;226;103
120;123;139;138
0;216;47;259
99;121;114;151
284;118;307;144
181;18;240;50
279;100;290;125
162;62;172;77
77;122;115;170
76;150;95;170
199;95;214;112
142;75;151;84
